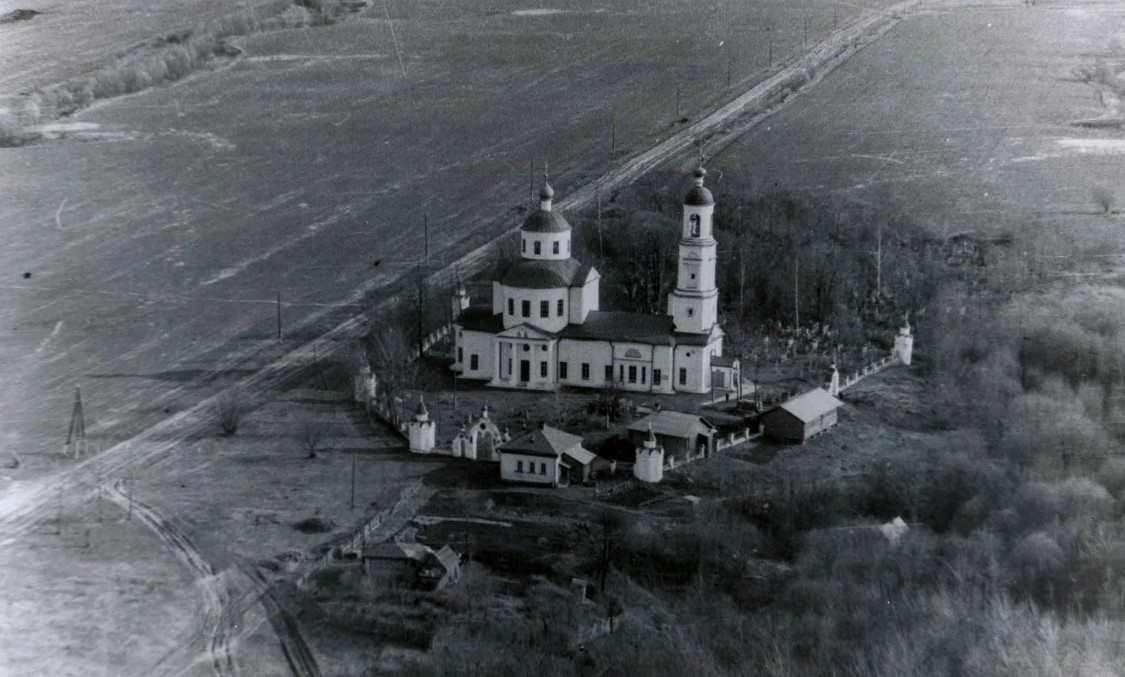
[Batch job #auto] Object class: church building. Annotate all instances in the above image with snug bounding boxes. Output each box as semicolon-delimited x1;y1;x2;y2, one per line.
450;165;734;395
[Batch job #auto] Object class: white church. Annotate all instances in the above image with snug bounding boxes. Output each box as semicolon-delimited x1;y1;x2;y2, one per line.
450;164;739;395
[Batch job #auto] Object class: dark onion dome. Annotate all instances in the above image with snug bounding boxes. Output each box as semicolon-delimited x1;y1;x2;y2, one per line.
539;182;555;201
684;164;714;206
499;258;589;289
520;208;571;233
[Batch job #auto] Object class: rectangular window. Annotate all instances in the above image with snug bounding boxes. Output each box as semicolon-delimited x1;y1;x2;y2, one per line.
581;363;590;380
470;354;479;370
653;368;661;385
534;241;541;255
619;365;625;382
457;347;463;363
517;460;523;472
540;361;548;377
508;298;514;315
628;365;637;384
641;367;647;385
522;300;530;317
522;239;526;253
540;463;546;475
559;362;568;379
557;299;564;316
540;300;549;318
605;365;613;382
552;241;559;255
679;368;687;385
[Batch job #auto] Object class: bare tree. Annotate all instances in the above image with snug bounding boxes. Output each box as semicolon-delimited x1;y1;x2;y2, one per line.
300;418;330;458
597;508;625;593
364;319;418;427
1092;185;1115;215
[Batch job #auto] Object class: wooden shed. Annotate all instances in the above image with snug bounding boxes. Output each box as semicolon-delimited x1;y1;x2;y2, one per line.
362;542;462;590
761;388;842;442
626;410;716;460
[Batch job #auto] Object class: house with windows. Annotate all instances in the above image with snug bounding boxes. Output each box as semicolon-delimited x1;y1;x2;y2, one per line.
451;165;735;394
498;424;597;486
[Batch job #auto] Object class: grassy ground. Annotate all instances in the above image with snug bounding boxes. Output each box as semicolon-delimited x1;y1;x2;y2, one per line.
0;494;199;676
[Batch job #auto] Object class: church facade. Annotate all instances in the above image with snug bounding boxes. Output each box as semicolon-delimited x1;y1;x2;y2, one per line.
450;166;735;395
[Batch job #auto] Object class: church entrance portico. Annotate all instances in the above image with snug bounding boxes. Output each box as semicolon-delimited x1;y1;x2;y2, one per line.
489;325;559;390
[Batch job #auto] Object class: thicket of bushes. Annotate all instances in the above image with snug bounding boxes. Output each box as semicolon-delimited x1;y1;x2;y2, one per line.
8;0;348;132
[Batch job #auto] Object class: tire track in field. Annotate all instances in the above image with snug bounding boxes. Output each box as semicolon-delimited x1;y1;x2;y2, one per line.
105;481;240;677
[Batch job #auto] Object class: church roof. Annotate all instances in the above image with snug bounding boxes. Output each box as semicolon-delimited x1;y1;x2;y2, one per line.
498;257;591;289
521;208;571;233
456;305;504;333
683;185;714;206
684;165;715;206
558;311;712;346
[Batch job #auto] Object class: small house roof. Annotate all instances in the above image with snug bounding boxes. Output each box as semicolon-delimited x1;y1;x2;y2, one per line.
433;545;461;572
563;445;597;466
778;388;842;423
627;410;715;439
363;541;430;561
712;355;738;368
501;424;583;458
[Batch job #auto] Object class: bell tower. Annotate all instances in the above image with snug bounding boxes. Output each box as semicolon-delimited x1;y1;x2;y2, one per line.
667;164;719;334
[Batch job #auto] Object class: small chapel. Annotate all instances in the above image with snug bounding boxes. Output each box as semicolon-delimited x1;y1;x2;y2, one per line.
450;164;738;395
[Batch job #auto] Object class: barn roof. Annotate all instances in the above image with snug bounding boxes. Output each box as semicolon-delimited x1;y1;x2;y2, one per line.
627;410;715;439
778;388;842;423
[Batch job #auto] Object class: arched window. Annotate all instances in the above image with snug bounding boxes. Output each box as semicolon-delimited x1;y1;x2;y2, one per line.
689;214;701;237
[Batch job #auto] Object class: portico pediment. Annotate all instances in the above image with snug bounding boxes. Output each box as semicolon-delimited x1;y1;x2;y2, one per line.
496;324;557;342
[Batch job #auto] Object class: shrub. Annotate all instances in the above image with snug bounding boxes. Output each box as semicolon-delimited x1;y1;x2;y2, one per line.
293;516;336;533
215;388;244;435
1098;457;1125;497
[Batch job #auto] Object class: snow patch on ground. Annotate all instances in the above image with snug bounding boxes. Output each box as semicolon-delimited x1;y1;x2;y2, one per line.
1056;137;1125;154
512;8;564;16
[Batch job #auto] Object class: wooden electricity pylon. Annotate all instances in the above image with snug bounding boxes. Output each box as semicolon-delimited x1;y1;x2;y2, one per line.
64;387;88;459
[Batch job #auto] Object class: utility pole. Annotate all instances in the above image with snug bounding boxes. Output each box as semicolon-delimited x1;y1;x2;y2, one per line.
794;256;800;330
611;108;617;151
597;187;604;254
423;211;429;261
529;155;534;202
768;28;773;67
276;292;282;343
676;86;681;120
350;449;356;510
65;387;87;458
